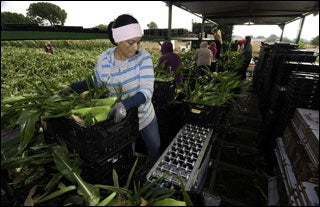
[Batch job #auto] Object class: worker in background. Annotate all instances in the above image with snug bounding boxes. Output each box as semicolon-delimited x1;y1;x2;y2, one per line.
157;40;183;83
237;38;247;51
44;42;54;54
238;36;252;80
192;41;213;76
211;28;223;59
208;41;217;72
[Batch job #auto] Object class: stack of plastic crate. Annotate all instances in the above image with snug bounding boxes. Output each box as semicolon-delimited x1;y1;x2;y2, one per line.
274;108;319;206
291;108;319;173
276;71;319;136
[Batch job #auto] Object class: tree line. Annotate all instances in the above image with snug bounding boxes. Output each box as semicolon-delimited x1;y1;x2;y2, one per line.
1;2;318;46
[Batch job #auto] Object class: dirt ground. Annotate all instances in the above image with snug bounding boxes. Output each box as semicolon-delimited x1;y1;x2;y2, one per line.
251;41;262;56
141;41;189;52
140;41;161;51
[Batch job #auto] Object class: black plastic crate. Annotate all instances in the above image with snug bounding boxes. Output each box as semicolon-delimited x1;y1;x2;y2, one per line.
269;85;287;113
286;72;319;101
271;42;298;50
152;80;176;107
44;108;139;165
155;103;186;152
183;102;224;127
274;61;319;85
80;144;134;185
286;49;318;63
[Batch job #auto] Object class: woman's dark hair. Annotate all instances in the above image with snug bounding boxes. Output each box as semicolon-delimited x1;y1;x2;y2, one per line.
107;14;139;45
245;36;252;43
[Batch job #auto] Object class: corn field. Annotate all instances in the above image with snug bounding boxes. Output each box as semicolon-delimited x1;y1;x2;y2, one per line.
1;40;112;99
1;40;196;100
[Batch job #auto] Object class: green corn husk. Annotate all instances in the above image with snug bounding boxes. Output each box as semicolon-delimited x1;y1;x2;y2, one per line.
70;96;118;125
71;105;112;125
93;96;117;107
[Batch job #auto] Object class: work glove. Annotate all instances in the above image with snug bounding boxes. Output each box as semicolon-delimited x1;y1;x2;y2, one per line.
58;86;74;96
108;102;127;123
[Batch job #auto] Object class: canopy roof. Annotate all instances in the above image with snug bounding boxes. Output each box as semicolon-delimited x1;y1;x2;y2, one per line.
165;1;319;26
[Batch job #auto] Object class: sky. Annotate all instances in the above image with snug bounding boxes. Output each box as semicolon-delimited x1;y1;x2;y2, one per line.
1;1;319;41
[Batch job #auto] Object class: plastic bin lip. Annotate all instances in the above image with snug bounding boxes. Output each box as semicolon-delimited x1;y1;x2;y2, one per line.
181;100;227;109
55;107;138;129
154;78;175;83
182;101;225;128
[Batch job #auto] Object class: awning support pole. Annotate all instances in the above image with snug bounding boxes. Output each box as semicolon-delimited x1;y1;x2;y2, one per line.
295;16;305;44
278;24;285;42
167;1;172;40
200;18;206;41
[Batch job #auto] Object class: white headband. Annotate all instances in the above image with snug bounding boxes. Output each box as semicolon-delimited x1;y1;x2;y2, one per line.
112;23;142;43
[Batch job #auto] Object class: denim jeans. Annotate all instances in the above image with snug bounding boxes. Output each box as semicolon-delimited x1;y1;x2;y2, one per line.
138;115;161;163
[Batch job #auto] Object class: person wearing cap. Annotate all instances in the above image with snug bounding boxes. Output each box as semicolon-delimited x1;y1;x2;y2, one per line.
60;14;161;163
157;40;183;83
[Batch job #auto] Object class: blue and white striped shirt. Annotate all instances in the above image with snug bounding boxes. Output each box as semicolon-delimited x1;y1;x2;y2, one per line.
94;47;155;130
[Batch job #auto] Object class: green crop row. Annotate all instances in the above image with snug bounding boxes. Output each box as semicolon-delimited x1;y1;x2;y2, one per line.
1;40;114;99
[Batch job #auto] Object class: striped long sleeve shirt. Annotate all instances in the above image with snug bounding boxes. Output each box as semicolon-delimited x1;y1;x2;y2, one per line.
94;47;155;130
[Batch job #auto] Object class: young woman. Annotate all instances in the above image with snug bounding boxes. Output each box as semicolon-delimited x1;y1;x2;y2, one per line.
61;14;161;163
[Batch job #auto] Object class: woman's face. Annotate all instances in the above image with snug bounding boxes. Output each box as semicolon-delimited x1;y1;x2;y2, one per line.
117;37;141;58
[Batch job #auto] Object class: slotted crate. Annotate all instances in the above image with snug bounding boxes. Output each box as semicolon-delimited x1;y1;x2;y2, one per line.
183;102;225;128
80;144;135;185
44;108;139;165
152;79;176;107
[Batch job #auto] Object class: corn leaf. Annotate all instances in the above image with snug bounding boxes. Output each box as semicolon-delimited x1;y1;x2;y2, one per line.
1;152;52;169
94;185;131;195
112;169;119;188
124;158;139;189
38;185;77;204
52;145;100;206
45;173;64;191
97;192;117;206
178;174;193;206
18;109;42;153
152;198;186;206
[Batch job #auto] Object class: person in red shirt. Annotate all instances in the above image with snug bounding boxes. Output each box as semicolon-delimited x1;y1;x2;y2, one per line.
208;41;217;72
211;28;222;59
237;38;247;51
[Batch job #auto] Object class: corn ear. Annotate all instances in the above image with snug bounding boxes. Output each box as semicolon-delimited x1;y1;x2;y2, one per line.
93;97;117;107
71;105;112;125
